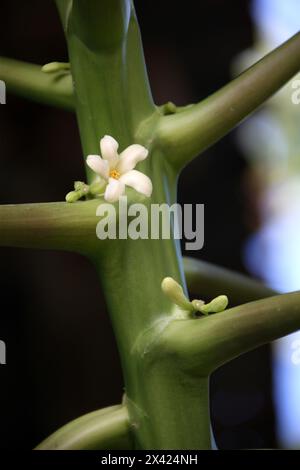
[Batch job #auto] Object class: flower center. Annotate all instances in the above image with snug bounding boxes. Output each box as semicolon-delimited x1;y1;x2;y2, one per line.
109;169;120;180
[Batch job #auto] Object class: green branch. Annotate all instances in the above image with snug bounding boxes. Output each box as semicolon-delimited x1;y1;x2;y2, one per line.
184;256;276;306
164;292;300;375
0;57;74;110
157;31;300;169
0;200;100;254
35;404;133;450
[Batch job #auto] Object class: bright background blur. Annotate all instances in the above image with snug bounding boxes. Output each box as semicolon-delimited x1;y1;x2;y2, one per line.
0;0;299;449
237;0;300;449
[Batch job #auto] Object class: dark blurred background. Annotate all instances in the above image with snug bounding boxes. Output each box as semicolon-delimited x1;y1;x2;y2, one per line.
0;0;276;449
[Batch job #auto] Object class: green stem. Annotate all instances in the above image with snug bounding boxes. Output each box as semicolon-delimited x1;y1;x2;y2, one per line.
157;31;300;169
59;0;201;449
35;404;133;450
184;256;276;306
163;292;300;376
125;353;211;449
0;200;100;254
64;0;156;184
0;57;74;110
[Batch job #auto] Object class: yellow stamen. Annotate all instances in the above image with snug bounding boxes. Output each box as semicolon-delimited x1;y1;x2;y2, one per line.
109;169;121;180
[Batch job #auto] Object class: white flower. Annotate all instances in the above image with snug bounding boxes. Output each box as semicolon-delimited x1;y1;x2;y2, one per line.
86;135;153;203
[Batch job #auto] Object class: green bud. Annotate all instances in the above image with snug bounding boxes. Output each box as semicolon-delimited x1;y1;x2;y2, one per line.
66;181;90;203
191;299;205;311
160;101;177;115
199;295;229;315
165;101;177;114
74;181;89;192
66;191;81;203
89;179;106;195
161;277;193;311
42;62;70;73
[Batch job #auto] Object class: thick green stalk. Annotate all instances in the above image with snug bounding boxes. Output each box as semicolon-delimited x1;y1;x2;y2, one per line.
162;292;300;376
0;57;74;110
36;404;133;450
0;200;101;254
59;0;205;449
157;31;300;169
65;0;157;182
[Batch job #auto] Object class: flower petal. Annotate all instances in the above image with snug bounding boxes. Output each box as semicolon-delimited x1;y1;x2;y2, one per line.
100;135;119;168
117;144;149;174
86;155;109;179
104;178;125;203
119;170;152;198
